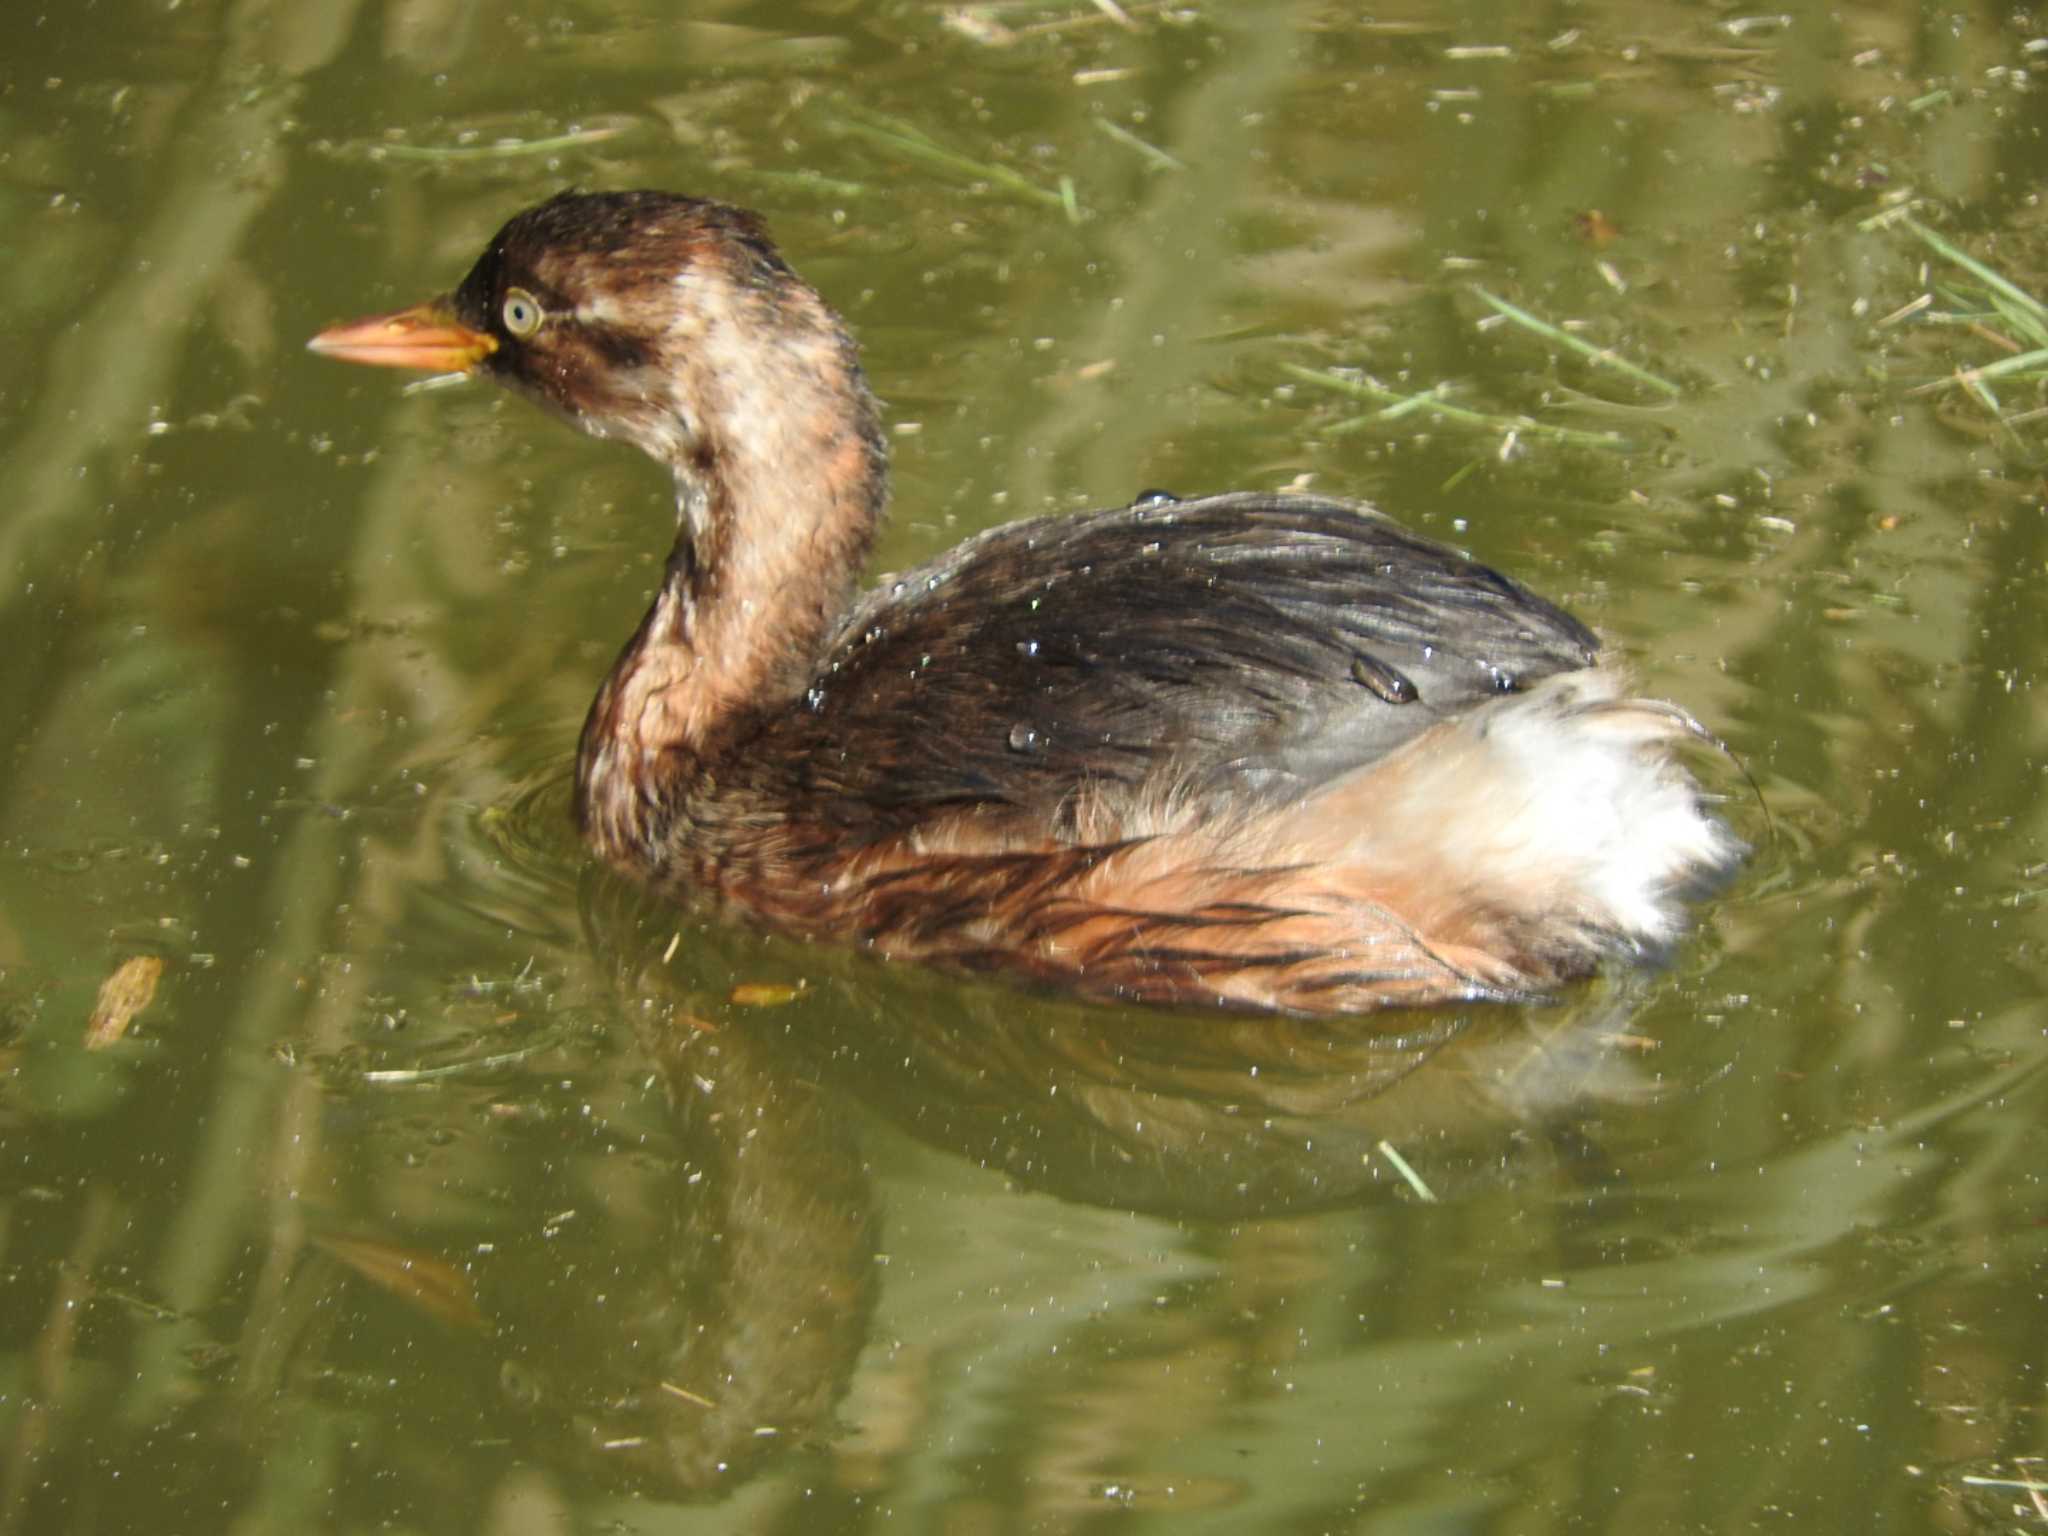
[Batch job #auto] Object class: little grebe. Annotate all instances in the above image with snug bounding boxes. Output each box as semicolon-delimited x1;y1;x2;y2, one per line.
311;190;1739;1015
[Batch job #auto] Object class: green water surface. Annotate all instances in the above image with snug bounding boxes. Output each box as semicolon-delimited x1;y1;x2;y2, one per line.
3;3;2046;1532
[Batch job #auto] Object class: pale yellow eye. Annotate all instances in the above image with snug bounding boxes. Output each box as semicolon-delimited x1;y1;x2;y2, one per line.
502;288;544;338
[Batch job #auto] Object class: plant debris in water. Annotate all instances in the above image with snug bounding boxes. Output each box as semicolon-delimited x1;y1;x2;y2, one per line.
1865;208;2048;439
728;980;804;1008
1470;286;1684;398
829;104;1084;222
84;954;163;1051
1281;363;1633;454
311;1231;485;1330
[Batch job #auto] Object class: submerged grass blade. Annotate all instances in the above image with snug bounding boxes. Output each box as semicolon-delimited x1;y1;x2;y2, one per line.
344;123;634;163
1906;345;2048;394
1281;363;1631;450
1871;214;2048;432
832;107;1075;214
1094;117;1185;171
1894;215;2048;326
739;167;873;200
1471;287;1683;397
1375;1139;1439;1203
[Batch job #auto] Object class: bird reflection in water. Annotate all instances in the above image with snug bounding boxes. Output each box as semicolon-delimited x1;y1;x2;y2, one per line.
477;868;1702;1500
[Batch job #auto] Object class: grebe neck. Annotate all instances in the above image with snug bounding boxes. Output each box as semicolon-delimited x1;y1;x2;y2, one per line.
574;271;887;855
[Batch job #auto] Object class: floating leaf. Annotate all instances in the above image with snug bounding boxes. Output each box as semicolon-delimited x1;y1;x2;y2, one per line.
313;1232;485;1330
728;981;802;1008
84;955;163;1050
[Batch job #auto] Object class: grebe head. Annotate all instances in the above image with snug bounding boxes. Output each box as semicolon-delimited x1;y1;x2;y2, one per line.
309;190;872;482
312;190;890;817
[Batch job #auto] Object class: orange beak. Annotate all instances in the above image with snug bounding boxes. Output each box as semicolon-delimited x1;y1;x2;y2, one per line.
306;299;497;372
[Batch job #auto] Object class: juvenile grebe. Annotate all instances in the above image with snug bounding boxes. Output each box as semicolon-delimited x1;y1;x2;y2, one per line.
311;190;1739;1015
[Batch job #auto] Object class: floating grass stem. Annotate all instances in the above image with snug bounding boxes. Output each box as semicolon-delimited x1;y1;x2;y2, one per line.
832;107;1077;216
358;1037;560;1085
1471;287;1683;397
1094;118;1185;171
1871;213;2048;426
1281;364;1631;451
740;167;873;201
1906;346;2048;396
337;122;634;164
1375;1139;1439;1203
1891;215;2048;329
